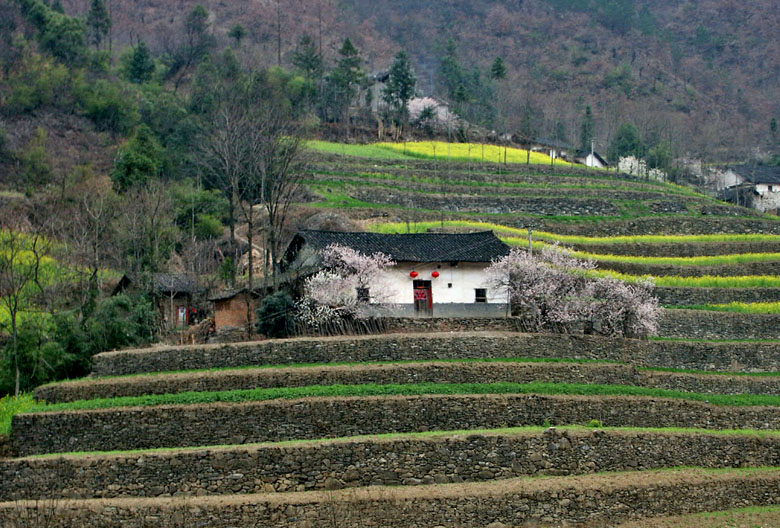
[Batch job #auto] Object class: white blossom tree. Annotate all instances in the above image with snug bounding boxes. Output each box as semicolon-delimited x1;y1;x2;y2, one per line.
296;244;396;327
487;244;662;338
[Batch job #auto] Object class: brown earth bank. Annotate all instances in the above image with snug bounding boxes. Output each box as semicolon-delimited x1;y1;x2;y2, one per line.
13;394;780;456
35;361;780;404
90;331;780;378
1;468;780;527
6;428;780;501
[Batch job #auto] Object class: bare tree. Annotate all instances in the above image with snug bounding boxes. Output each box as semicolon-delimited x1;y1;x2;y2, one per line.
197;78;308;336
0;230;49;396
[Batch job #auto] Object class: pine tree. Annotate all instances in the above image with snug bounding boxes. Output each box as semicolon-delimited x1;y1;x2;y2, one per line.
321;38;365;123
126;41;155;84
490;56;507;80
228;24;246;47
87;0;111;49
382;50;416;122
292;34;322;79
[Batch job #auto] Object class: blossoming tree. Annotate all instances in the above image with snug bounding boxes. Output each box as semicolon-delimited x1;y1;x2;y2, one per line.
487;244;661;338
296;243;397;328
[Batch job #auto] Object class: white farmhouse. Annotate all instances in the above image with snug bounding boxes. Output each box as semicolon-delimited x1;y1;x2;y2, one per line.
283;230;511;317
719;164;780;214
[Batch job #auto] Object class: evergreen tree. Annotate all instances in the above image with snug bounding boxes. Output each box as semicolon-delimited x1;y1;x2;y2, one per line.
86;0;111;49
292;34;322;79
51;0;64;13
609;122;645;160
125;41;155;84
771;118;778;139
580;105;594;152
111;125;166;191
438;39;464;98
382;50;416;122
228;24;246;47
490;56;507;80
321;38;365;123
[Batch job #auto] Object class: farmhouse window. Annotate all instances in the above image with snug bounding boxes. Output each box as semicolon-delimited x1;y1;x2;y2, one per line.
475;288;487;303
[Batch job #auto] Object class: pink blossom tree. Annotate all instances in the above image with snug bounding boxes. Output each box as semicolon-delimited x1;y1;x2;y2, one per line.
296;244;396;327
487;244;662;338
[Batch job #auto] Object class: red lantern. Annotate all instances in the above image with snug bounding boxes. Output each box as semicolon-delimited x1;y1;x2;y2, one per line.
410;271;419;278
431;271;440;278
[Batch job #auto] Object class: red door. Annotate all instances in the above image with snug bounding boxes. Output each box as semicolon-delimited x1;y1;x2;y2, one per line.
413;280;433;316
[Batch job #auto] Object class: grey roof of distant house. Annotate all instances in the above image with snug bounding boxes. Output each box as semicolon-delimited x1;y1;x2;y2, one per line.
113;273;202;296
285;230;511;264
731;164;780;185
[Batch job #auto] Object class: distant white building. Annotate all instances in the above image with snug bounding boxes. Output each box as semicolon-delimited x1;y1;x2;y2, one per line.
575;151;609;169
283;230;511;318
719;165;780;214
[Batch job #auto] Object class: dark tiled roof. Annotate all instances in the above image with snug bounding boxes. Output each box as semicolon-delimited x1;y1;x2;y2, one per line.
286;230;511;263
534;137;574;150
731;164;780;185
113;273;202;296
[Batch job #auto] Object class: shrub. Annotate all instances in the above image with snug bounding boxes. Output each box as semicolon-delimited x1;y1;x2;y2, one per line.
78;79;140;134
257;291;296;338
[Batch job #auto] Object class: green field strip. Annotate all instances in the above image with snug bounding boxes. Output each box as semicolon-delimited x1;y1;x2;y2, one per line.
568;250;780;267
46;355;780;387
305;190;711;223
668;302;780;314
22;425;780;460
308;171;706;199
588;270;780;288
20;381;780;418
307;180;659;209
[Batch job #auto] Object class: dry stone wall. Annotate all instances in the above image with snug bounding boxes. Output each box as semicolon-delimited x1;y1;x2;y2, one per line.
36;363;638;403
91;331;780;378
36;362;780;404
655;287;780;306
1;469;780;528
4;428;780;501
597;259;780;277
573;242;780;257
13;394;780;456
351;188;624;216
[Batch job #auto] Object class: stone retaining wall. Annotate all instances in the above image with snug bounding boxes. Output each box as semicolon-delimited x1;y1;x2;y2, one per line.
351;188;624;216
655;287;780;306
597;259;780;277
0;436;10;459
4;428;780;501
660;310;780;340
13;394;780;456
36;362;780;404
1;469;779;527
571;241;780;257
37;363;638;403
91;332;780;378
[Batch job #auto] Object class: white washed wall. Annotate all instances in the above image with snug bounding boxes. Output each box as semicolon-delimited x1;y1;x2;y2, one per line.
379;261;508;305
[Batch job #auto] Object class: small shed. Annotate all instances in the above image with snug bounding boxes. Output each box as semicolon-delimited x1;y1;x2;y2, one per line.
209;288;264;331
113;273;202;328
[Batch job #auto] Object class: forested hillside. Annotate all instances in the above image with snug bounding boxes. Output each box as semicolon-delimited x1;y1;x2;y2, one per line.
58;0;780;159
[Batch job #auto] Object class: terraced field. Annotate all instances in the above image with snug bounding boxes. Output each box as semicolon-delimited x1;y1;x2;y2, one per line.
2;143;780;526
5;333;780;526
